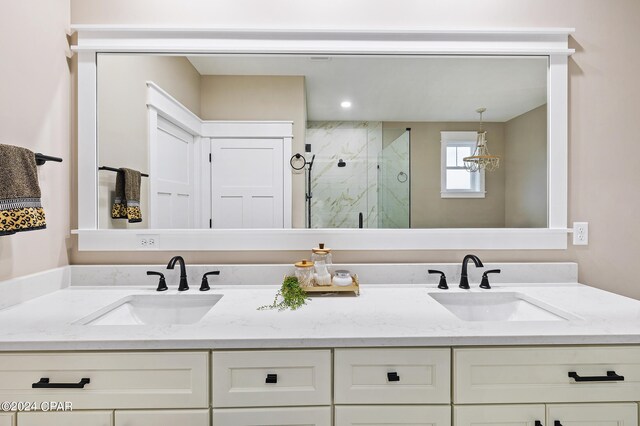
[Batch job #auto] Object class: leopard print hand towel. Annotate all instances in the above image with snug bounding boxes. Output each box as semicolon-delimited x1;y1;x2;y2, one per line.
0;144;46;236
111;168;142;223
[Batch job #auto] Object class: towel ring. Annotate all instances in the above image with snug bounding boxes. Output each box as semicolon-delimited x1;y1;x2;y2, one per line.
397;171;408;183
290;153;307;170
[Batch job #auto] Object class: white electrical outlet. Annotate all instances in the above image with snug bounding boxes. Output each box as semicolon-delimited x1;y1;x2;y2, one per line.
573;222;589;245
137;234;159;249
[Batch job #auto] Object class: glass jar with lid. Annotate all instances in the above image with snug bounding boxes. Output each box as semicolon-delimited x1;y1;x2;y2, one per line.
294;259;315;288
311;243;332;286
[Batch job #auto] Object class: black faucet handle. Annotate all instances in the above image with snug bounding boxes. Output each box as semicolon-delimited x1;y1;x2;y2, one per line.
428;269;448;290
480;269;501;289
147;271;168;292
200;271;221;291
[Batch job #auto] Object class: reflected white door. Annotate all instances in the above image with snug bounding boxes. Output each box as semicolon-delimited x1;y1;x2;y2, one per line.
211;138;284;229
150;116;196;228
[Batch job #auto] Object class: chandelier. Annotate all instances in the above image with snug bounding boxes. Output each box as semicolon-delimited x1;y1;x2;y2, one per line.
463;107;500;172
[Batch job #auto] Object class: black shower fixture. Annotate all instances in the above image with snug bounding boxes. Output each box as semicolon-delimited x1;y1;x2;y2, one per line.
337;159;346;167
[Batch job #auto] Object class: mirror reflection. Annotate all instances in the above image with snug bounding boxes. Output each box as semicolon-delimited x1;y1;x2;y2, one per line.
97;54;548;229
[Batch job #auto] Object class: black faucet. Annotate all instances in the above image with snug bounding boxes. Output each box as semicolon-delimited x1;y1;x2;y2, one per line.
167;256;189;291
460;254;484;289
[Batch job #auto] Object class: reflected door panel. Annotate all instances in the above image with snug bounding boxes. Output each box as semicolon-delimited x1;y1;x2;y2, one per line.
150;117;196;229
211;138;284;229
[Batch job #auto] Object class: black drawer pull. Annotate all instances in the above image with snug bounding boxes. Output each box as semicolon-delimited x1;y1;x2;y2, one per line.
568;370;624;382
265;373;278;384
387;372;400;382
32;378;90;389
554;422;562;426
535;421;543;426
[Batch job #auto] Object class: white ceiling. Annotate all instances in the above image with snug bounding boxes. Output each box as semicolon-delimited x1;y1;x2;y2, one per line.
187;55;547;122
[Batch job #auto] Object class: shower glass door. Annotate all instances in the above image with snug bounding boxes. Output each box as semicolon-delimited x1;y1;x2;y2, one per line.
378;129;411;228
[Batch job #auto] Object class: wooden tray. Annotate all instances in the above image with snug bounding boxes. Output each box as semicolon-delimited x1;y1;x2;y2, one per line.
303;274;360;296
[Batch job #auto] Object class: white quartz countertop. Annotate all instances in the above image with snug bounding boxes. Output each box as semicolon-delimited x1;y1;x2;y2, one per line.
2;282;640;350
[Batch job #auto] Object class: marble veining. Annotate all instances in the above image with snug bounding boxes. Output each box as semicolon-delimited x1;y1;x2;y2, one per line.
306;121;382;228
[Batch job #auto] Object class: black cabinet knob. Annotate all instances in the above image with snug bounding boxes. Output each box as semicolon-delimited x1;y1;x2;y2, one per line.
387;371;400;382
535;421;543;426
265;373;278;384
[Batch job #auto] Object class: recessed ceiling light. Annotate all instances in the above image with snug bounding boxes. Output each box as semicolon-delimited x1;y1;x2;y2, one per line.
340;101;352;108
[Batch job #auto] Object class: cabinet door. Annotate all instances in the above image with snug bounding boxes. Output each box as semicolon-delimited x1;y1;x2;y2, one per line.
212;407;331;426
17;411;112;426
0;414;14;426
115;409;209;426
335;405;451;426
547;403;638;425
454;405;545;426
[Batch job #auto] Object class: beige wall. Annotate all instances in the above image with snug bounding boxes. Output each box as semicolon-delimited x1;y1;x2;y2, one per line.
200;75;307;227
69;0;640;300
97;55;201;229
505;104;548;228
0;0;71;280
385;122;506;228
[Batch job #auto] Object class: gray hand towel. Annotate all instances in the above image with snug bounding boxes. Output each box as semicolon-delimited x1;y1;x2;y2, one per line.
111;168;142;223
0;144;46;236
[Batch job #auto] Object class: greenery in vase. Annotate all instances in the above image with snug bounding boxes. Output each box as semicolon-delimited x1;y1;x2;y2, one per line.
258;276;309;311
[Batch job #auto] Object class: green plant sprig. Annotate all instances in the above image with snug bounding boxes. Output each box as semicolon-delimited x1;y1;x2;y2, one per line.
258;276;309;311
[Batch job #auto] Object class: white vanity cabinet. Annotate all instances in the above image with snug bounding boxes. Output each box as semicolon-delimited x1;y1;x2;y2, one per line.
114;409;210;426
454;346;640;426
211;350;332;426
0;351;209;426
17;411;112;426
212;407;331;426
334;348;451;426
0;352;209;410
454;346;640;404
454;403;638;426
454;405;545;426
0;414;14;426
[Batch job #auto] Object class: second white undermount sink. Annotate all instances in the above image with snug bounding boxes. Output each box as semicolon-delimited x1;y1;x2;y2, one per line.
76;294;223;326
429;292;575;322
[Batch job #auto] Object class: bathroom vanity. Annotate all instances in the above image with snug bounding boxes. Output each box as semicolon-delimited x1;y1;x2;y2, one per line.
1;263;640;426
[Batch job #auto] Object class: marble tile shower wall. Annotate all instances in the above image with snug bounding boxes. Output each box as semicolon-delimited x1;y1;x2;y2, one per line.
306;122;382;228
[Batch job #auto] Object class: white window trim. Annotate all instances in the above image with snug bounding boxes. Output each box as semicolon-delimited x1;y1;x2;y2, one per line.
440;132;486;198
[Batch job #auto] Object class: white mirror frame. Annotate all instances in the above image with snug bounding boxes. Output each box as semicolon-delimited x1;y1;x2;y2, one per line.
72;26;574;251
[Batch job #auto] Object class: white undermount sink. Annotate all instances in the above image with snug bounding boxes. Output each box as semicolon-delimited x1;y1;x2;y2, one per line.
429;292;576;322
76;294;223;326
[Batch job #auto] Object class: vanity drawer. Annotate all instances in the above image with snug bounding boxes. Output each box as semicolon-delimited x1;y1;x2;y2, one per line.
212;407;331;426
211;349;331;407
334;348;451;404
17;411;113;426
115;409;210;426
0;352;209;409
454;346;640;403
335;405;451;426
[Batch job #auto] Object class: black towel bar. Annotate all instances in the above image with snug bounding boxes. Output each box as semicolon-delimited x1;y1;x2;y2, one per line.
99;166;149;177
34;153;63;166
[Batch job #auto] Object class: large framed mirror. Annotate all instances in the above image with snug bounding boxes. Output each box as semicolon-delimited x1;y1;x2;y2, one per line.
73;27;574;250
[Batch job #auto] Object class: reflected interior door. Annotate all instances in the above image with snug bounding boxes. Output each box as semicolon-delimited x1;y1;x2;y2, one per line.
150;116;196;229
211;138;284;229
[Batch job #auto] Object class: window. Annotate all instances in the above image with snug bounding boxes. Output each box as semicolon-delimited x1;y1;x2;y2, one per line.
441;131;485;198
